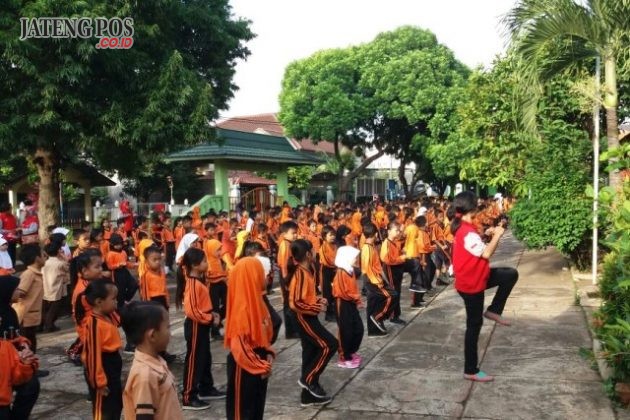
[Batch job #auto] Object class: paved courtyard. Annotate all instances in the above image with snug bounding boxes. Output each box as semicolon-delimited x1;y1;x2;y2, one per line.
30;232;616;419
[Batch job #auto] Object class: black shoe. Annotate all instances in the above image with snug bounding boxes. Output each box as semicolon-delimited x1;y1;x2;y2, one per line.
123;343;135;354
324;313;336;322
368;330;388;337
411;302;426;308
198;387;226;401
182;398;211;410
297;379;327;398
369;315;387;333
285;333;300;340
437;279;450;286
266;289;275;295
36;369;50;378
211;333;224;341
300;389;332;407
409;284;428;293
390;317;406;325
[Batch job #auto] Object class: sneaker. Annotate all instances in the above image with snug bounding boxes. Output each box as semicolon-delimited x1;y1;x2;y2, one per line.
389;317;406;325
123;343;135;354
44;325;61;333
367;330;388;337
409;284;427;293
324;313;336;322
300;389;332;407
182;398;211;410
411;301;426;308
297;379;327;398
369;315;387;333
337;358;359;369
437;278;450;286
36;369;50;378
351;353;362;363
198;387;226;401
483;310;512;326
463;371;495;382
211;333;224;341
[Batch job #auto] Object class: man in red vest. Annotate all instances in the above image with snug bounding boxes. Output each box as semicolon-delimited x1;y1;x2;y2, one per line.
0;202;19;264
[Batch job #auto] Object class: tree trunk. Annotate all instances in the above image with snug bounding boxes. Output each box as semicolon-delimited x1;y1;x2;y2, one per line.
32;148;60;241
398;161;409;197
603;56;620;189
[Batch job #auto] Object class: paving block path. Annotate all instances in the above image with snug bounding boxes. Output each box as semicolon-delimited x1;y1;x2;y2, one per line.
30;232;615;419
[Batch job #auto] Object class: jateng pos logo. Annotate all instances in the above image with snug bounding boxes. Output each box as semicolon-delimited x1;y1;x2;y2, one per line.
20;17;134;49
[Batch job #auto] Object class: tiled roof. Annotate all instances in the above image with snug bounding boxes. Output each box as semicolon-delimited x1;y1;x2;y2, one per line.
166;128;323;165
216;113;336;155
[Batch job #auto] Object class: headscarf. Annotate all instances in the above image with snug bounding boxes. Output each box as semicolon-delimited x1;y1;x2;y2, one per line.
0;275;20;335
204;239;225;279
234;230;250;260
176;233;199;263
224;257;272;350
334;246;360;275
137;238;154;278
255;255;272;278
0;236;12;270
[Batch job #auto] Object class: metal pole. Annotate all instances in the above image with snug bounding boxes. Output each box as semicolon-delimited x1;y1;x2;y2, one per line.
592;57;601;285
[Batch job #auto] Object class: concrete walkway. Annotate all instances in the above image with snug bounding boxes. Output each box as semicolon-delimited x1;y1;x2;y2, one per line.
30;232;615;419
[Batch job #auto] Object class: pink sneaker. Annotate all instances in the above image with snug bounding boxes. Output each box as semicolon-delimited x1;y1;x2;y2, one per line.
337;358;359;369
351;353;362;363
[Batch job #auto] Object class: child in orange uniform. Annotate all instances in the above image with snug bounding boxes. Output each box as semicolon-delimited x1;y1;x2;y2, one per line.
277;221;299;339
175;248;223;410
319;226;337;321
79;280;122;419
362;223;392;337
332;246;363;369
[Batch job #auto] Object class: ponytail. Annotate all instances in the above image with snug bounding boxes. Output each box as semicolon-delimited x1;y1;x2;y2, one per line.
448;191;478;234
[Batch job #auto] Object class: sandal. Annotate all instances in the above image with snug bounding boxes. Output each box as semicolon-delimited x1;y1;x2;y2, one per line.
463;371;495;382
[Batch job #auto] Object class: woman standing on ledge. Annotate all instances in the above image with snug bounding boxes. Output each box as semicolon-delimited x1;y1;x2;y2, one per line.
448;191;518;383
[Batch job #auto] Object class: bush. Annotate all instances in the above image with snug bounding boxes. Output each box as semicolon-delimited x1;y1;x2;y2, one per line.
595;144;630;390
510;135;592;268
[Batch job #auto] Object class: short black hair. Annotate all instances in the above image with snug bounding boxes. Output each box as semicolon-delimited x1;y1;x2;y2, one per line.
244;241;266;257
120;301;167;346
280;220;298;234
20;244;42;266
363;223;378;239
143;244;162;259
44;241;62;257
109;233;124;246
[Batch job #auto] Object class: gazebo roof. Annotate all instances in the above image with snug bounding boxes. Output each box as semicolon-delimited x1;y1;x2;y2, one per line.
2;162;116;189
166;128;324;166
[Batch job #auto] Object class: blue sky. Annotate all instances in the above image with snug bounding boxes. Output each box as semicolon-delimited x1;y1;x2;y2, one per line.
224;0;518;117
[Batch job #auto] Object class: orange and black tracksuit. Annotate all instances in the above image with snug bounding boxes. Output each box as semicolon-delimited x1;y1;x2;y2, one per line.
0;338;37;418
318;241;337;319
289;265;338;387
417;229;436;293
82;312;123;420
332;269;364;361
106;249;138;309
277;236;299;338
162;225;176;268
380;238;411;320
361;243;392;334
182;275;216;405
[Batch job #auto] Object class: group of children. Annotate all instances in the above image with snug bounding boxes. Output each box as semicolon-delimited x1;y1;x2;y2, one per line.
0;194;511;419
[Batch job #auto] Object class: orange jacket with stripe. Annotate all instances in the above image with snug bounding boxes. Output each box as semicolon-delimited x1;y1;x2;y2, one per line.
380;239;406;267
140;269;169;302
289;266;322;316
417;230;435;254
105;250;131;271
403;224;419;258
82;313;122;389
304;232;321;254
183;277;214;325
0;340;36;406
319;241;336;268
361;243;384;287
332;269;361;304
276;237;292;279
162;226;175;243
429;222;446;243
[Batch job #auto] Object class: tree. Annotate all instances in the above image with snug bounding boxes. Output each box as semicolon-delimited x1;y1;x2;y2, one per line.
279;27;468;199
0;0;253;238
506;0;630;189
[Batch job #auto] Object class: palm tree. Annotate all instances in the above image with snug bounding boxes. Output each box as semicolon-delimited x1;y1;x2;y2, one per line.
506;0;630;189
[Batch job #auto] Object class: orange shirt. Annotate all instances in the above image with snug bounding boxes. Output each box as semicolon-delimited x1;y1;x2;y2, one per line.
289;266;322;316
140;269;168;301
319;241;336;268
332;269;361;304
82;313;122;390
0;340;36;406
174;226;185;250
183;277;213;325
361;243;383;287
403;224;419;258
380;238;405;266
417;230;435;254
161;226;175;243
304;232;321;254
105;250;129;271
277;237;292;279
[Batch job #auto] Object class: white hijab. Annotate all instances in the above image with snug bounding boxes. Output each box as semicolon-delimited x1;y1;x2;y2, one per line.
334;246;360;275
255;255;271;277
0;236;12;269
176;233;199;262
52;227;71;259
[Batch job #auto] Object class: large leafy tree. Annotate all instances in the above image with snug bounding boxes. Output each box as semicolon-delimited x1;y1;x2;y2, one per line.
279;26;467;199
506;0;630;189
0;0;253;238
